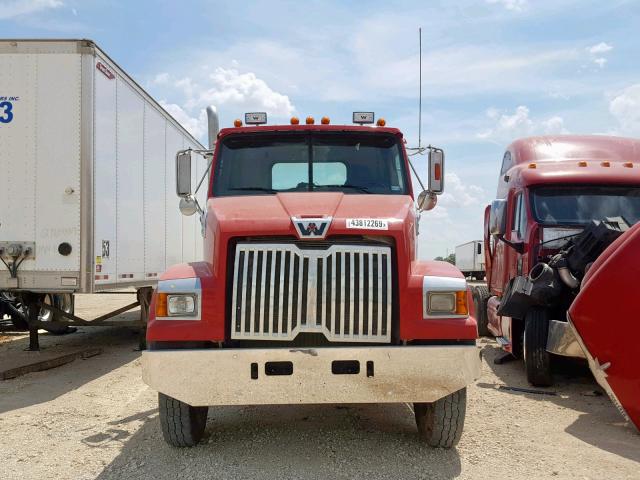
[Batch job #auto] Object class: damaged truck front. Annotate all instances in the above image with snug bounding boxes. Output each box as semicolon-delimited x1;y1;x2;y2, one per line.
473;135;640;386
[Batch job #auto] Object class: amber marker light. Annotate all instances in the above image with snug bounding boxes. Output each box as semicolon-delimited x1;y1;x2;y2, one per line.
601;161;611;167
578;161;588;167
156;293;168;317
306;116;315;124
528;163;537;169
290;116;300;125
455;291;469;316
376;118;386;127
234;119;243;127
321;116;330;125
623;162;633;168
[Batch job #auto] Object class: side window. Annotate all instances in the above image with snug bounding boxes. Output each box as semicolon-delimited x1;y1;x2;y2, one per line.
500;151;513;175
512;192;527;238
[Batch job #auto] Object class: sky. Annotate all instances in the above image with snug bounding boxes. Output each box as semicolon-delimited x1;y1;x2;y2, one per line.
1;0;639;258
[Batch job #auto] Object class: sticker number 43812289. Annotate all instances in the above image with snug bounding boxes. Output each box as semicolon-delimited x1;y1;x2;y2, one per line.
346;218;389;230
0;101;14;123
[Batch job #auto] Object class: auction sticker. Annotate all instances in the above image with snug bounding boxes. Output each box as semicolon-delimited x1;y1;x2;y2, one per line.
346;218;389;230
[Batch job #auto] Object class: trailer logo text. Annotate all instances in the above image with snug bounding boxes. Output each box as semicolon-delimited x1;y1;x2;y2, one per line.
96;62;115;80
0;96;18;124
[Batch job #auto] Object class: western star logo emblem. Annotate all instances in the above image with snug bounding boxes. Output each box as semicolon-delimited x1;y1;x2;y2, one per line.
292;216;332;239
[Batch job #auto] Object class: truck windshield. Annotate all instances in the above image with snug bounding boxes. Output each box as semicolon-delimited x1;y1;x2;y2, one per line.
212;132;408;196
531;186;640;225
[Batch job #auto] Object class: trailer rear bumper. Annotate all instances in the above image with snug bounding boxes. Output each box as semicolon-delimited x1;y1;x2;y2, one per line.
142;345;481;406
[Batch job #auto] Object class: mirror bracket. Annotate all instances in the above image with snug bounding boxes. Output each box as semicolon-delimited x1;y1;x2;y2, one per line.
497;234;525;254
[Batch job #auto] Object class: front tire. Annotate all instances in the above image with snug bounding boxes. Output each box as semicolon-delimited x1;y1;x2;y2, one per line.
158;393;208;447
414;388;467;448
524;308;553;387
472;286;491;337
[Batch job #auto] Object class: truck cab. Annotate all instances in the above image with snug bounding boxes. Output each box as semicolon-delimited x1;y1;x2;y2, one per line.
479;135;640;386
142;111;481;448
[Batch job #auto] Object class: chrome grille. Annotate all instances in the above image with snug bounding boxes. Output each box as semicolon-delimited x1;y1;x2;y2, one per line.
231;243;393;343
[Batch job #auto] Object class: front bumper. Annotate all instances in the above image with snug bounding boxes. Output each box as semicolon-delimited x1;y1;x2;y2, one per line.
546;320;586;359
142;345;481;406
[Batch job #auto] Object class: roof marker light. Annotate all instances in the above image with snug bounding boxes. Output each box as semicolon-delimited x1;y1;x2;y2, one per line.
578;161;588;167
376;118;386;127
528;163;537;169
321;116;330;125
623;162;633;168
601;161;611;167
306;116;315;125
290;116;300;125
234;119;243;127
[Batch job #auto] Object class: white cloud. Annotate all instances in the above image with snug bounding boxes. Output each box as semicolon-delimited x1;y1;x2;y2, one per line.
485;0;528;11
609;84;640;135
588;42;613;55
159;101;207;140
586;42;613;68
153;72;170;85
477;105;568;142
0;0;62;19
191;68;294;117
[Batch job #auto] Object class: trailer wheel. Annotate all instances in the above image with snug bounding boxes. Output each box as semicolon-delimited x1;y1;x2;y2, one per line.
414;388;467;448
472;285;491;337
158;393;208;447
524;308;553;387
40;294;76;335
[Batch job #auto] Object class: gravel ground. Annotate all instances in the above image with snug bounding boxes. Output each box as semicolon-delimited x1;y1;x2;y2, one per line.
0;294;638;480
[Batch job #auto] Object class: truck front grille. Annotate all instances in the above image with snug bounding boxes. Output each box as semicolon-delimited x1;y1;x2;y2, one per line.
230;243;393;343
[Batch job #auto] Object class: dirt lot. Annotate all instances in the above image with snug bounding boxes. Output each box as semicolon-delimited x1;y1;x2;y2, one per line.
0;294;638;480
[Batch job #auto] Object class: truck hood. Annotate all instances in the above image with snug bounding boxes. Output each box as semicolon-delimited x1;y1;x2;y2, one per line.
568;221;640;430
207;192;415;237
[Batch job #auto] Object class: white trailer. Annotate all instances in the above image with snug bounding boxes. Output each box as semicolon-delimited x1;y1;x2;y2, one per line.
0;39;211;347
455;241;485;281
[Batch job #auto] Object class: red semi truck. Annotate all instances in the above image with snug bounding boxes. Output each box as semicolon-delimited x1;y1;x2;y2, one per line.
142;111;481;448
473;135;640;388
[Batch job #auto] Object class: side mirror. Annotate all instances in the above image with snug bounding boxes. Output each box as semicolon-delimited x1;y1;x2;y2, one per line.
417;190;437;212
179;195;198;217
176;151;192;197
428;148;444;194
489;199;508;236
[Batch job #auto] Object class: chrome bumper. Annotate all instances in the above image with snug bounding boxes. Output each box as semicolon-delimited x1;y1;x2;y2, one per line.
142;345;481;407
546;320;586;358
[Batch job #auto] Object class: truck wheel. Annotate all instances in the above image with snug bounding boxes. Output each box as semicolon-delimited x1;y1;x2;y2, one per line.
40;294;76;335
158;393;208;447
414;388;467;448
524;308;553;387
472;285;491;337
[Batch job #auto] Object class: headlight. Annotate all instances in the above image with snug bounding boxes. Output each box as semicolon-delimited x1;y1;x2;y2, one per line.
423;276;468;318
155;278;202;320
167;294;197;316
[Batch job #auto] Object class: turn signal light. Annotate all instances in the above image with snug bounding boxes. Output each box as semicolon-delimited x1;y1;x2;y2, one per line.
376;118;386;127
156;293;168;317
434;163;442;181
455;291;469;316
234;119;243;127
306;116;315;125
321;116;330;125
290;116;300;125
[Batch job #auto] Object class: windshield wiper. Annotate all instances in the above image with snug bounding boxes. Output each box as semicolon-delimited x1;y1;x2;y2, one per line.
229;187;279;194
315;183;373;193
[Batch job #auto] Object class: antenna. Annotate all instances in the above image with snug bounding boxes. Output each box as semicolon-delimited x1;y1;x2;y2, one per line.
418;27;422;149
